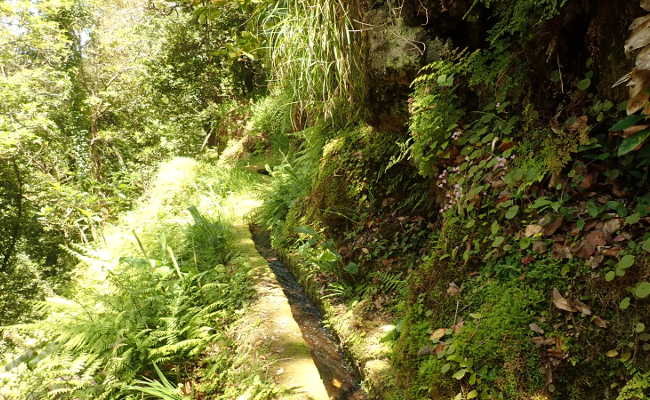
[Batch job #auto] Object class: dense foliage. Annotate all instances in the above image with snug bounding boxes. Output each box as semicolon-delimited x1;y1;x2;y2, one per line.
3;0;650;399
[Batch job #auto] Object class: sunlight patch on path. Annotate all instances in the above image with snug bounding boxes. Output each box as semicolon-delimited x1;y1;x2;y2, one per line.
229;195;330;400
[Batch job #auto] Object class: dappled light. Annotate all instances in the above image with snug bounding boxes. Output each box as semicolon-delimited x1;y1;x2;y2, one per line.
2;0;650;399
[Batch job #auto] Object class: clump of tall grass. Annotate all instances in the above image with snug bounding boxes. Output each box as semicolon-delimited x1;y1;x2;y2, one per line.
264;0;366;127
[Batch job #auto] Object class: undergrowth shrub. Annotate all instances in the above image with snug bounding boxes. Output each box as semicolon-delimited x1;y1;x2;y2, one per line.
246;94;293;152
0;159;278;400
265;0;366;125
256;154;313;247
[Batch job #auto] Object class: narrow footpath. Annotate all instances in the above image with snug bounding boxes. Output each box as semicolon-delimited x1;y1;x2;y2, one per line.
225;193;365;400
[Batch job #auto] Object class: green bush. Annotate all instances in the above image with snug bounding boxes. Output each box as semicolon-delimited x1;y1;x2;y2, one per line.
247;94;293;152
0;159;278;400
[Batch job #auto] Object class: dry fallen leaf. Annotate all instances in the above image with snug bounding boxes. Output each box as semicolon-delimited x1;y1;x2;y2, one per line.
627;70;650;115
603;218;622;235
525;224;543;237
626;19;650;54
452;320;464;334
633;14;650;33
577;230;608;258
593;315;608;328
579;173;596;190
552;288;577;313
602;247;622;257
447;282;460;297
530;323;545;335
544;216;564;236
639;46;650;70
643;0;650;11
533;241;547;254
532;336;555;347
573;299;592;316
552;243;572;259
431;328;447;341
613;233;632;242
588;254;604;268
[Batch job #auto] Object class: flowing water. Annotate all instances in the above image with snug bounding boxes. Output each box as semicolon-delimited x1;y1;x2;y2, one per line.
250;225;366;400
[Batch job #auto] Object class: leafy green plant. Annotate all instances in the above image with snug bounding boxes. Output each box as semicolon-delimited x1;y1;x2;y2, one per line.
129;363;190;400
265;0;366;126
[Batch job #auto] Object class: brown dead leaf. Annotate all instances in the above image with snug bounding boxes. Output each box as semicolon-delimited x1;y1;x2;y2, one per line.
447;282;460;297
521;255;535;265
452;320;465;334
588;230;609;245
632;14;650;31
603;218;622;235
588;254;605;268
533;241;547;254
568;116;589;133
434;343;447;355
530;323;545;335
525;224;543;237
627;70;650;115
532;336;555;347
626;18;650;54
579;173;596;190
499;142;515;152
613;233;631;242
430;328;447;341
552;243;572;259
613;184;627;198
544;216;564;236
577;230;608;258
584;220;600;232
593;315;608;328
552;288;577;313
643;0;650;11
573;299;592;316
602;247;622;257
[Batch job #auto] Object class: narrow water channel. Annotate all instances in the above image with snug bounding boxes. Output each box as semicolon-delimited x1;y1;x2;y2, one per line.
249;225;366;400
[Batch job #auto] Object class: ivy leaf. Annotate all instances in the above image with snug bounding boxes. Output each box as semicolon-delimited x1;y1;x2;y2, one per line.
578;78;591;90
625;213;641;225
441;363;452;373
505;205;519;220
467;390;478;399
609;115;645;131
492;236;505;247
620;297;631;310
532;197;553;209
618;129;650;156
605;271;616;282
452;369;467;380
635;323;646;333
632;282;650;299
617;255;635;270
